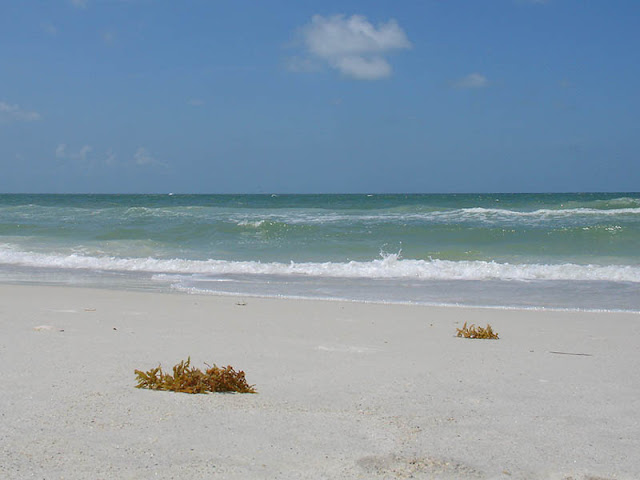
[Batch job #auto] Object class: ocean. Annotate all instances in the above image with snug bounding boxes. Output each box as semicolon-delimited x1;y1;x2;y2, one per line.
1;193;639;312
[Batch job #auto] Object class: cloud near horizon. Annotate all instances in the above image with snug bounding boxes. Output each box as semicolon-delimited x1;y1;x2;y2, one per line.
55;144;163;169
56;143;93;161
294;14;411;80
134;147;165;167
0;101;42;122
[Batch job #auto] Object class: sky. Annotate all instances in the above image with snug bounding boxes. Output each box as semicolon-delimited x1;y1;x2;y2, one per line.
1;0;639;194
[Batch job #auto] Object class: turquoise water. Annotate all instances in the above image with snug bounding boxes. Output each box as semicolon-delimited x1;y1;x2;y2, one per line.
1;193;639;311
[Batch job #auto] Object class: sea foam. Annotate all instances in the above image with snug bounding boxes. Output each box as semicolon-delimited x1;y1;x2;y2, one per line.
1;248;639;283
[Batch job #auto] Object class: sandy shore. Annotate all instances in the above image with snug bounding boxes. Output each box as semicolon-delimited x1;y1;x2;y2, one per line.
1;284;639;479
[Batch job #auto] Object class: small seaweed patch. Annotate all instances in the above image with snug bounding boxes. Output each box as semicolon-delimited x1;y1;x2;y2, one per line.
135;357;256;394
456;322;499;339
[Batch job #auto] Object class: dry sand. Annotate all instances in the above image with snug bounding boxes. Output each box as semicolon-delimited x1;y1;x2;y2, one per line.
1;284;639;479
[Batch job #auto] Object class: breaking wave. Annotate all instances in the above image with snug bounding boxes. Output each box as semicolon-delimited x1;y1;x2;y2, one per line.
1;248;639;283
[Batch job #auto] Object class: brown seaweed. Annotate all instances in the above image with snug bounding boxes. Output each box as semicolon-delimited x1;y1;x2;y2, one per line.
456;322;499;340
135;357;256;394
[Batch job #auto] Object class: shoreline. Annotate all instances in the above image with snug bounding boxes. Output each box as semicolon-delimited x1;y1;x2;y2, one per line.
2;276;640;315
1;283;639;479
173;285;640;314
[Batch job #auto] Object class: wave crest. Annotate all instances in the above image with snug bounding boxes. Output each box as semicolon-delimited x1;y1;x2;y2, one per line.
1;248;639;283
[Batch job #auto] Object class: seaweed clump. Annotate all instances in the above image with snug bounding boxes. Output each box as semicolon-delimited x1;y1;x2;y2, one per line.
135;357;256;394
456;322;499;340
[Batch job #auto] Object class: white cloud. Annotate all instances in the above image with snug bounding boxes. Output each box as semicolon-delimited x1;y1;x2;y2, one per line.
55;144;67;158
57;144;162;168
294;14;411;80
105;150;117;166
0;101;42;122
334;55;391;80
188;99;205;107
70;0;87;8
56;143;92;161
78;145;93;161
56;144;121;168
134;147;159;166
452;73;489;89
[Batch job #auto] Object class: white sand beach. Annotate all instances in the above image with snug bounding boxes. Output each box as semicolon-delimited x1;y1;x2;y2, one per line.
1;284;639;479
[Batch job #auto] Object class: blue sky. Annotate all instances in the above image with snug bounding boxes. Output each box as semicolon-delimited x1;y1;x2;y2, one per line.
1;0;639;193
